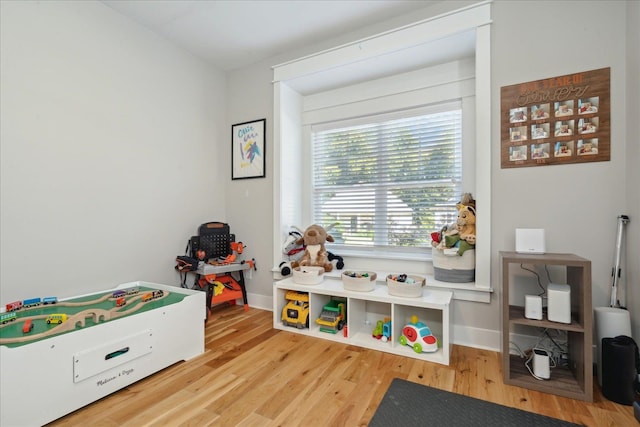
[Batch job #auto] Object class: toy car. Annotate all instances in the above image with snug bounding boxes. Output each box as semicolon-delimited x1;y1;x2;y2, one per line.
399;319;438;353
282;291;310;329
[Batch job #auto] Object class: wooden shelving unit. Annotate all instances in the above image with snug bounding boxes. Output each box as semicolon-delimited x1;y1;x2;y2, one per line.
500;251;593;402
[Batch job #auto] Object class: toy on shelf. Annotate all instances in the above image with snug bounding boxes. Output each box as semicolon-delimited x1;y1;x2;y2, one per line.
279;226;345;276
399;315;438;353
316;297;346;334
327;252;344;270
291;224;337;272
372;317;392;342
279;230;305;276
281;291;310;329
431;193;476;256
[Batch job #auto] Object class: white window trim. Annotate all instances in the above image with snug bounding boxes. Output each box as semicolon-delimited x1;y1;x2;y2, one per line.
273;1;492;302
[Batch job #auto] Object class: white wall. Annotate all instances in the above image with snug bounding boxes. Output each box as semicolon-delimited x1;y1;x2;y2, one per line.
0;1;226;302
228;1;639;349
492;0;634;343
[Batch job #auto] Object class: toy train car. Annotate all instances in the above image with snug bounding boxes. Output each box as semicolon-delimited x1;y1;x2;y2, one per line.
112;290;126;299
125;287;140;295
1;312;17;324
5;301;23;312
142;290;164;302
23;297;41;308
5;295;58;312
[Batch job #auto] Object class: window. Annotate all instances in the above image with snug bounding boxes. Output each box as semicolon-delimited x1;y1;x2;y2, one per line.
273;1;492;300
311;102;462;255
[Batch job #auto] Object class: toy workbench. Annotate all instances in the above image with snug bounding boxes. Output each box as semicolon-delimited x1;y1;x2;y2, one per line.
0;281;205;426
196;262;252;314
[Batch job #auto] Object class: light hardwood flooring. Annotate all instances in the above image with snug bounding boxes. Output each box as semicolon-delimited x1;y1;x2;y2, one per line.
49;305;635;426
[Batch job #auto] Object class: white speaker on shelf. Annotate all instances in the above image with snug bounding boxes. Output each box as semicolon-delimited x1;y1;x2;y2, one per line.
547;283;571;324
525;295;543;320
533;348;551;379
515;229;546;254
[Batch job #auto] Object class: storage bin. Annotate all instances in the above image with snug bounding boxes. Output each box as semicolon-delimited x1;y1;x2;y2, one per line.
432;249;475;283
292;266;324;285
342;271;377;292
386;274;425;298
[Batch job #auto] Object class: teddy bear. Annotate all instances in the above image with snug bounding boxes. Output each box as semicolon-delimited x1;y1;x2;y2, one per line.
431;193;476;256
290;224;335;272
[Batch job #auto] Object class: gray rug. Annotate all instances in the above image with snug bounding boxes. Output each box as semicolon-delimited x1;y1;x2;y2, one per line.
369;378;582;426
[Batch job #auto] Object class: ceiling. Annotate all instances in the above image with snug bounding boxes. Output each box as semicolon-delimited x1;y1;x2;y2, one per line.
101;0;448;72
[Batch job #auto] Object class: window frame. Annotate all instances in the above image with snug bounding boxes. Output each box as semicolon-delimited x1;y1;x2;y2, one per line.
273;2;492;302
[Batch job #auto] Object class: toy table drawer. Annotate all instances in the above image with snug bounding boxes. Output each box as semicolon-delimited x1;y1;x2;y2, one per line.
73;329;153;383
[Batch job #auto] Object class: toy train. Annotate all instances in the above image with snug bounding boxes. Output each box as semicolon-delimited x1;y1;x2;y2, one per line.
5;296;58;312
142;290;164;302
112;287;140;299
1;312;17;324
4;286;141;313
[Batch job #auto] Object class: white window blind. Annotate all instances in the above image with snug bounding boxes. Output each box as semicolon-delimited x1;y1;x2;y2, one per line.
311;101;462;253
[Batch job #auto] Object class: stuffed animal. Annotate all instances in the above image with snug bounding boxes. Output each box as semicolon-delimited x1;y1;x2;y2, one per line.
291;224;335;272
282;230;305;262
431;193;476;256
456;203;476;245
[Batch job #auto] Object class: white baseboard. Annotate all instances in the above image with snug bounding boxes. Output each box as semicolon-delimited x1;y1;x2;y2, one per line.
451;324;501;351
245;292;274;311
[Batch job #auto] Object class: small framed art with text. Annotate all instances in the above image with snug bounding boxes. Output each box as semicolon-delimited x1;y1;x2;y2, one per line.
232;118;266;180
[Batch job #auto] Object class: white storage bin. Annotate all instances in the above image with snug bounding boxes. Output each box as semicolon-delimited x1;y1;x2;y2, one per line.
341;271;377;292
292;266;324;285
432;249;475;283
386;274;425;298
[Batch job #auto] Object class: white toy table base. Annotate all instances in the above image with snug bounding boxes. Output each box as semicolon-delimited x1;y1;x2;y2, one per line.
0;281;205;426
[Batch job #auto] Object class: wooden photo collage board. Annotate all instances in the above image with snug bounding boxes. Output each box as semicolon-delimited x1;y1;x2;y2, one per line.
501;68;610;168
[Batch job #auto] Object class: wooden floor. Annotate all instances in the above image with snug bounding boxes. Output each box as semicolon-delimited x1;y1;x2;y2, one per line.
49;305;635;426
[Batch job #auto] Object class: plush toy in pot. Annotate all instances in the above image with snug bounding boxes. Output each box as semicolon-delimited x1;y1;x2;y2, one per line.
290;224;336;272
431;193;476;256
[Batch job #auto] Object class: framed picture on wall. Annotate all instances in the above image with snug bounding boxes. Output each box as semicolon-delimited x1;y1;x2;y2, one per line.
232;118;266;180
500;67;610;168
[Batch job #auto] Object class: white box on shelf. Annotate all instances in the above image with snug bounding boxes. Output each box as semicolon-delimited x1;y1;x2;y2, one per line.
525;295;543;320
515;228;546;254
547;283;571;324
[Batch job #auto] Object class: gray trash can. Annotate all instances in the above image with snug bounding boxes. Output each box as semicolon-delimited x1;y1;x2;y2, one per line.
601;335;639;405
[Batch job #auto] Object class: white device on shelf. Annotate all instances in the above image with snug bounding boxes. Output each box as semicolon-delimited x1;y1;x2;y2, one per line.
547;283;571;323
525;295;543;320
515;228;546;254
533;348;551;379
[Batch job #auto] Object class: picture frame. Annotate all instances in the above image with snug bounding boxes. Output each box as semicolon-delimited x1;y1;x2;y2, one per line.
232;118;266;180
500;67;610;168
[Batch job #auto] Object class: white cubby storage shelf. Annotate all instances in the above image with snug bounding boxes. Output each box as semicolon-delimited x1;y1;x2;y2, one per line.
273;276;452;365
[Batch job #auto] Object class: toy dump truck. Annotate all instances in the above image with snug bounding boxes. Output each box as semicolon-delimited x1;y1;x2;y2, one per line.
282;290;310;329
316;298;346;334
